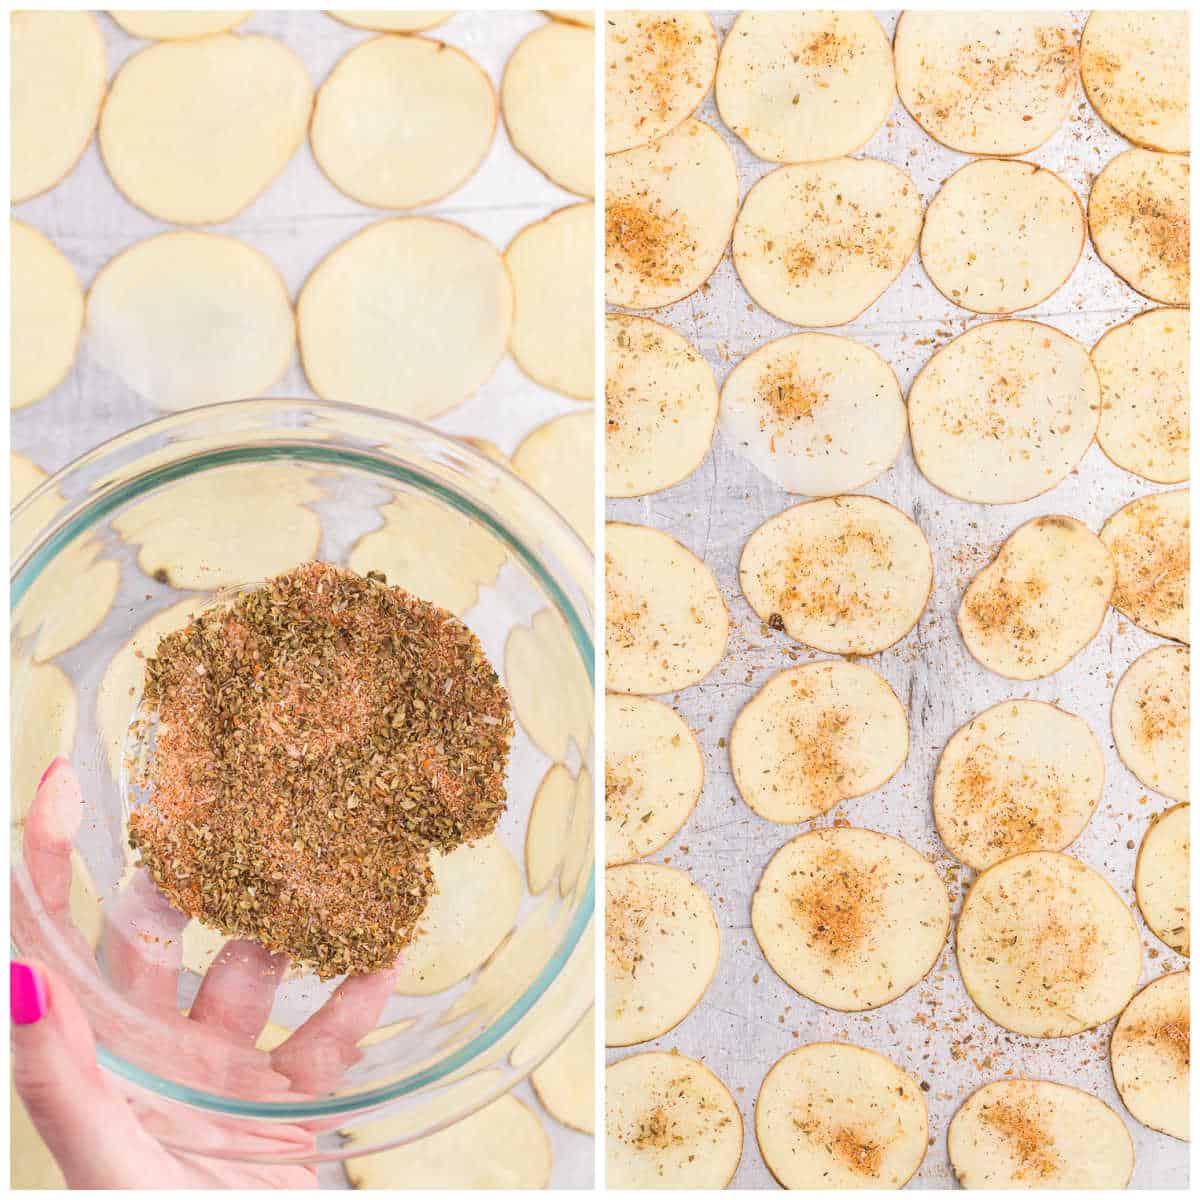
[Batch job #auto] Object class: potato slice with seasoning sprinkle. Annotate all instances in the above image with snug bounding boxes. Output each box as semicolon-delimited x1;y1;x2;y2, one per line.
607;1050;743;1188
948;1078;1134;1189
739;496;932;657
1081;11;1189;153
1113;646;1189;802
732;158;921;328
606;693;702;865
606;522;728;695
752;827;948;1012
605;11;718;154
958;516;1114;680
1100;489;1190;643
731;662;907;825
934;700;1104;870
606;118;739;310
893;12;1077;156
513;410;594;549
957;851;1141;1037
531;1007;594;1134
1111;970;1190;1140
756;1042;927;1189
606;863;719;1046
1135;803;1189;955
1089;149;1189;306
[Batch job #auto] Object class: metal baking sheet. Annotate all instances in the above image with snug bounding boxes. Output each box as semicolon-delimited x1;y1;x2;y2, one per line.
605;10;1188;1190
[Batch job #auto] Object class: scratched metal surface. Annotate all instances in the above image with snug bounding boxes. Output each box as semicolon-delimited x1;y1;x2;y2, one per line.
605;10;1188;1190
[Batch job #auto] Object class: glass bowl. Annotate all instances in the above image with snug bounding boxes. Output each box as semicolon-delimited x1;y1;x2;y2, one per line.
11;399;594;1162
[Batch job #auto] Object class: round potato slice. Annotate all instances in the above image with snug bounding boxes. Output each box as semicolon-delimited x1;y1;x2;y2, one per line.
531;1007;594;1134
908;321;1100;505
957;851;1141;1037
607;1050;743;1188
12;220;83;411
1113;646;1189;803
513;411;594;549
958;516;1115;680
893;12;1078;156
11;452;48;507
558;766;592;901
328;11;454;33
1101;489;1190;643
13;664;77;819
110;11;251;39
85;232;295;413
605;693;703;865
605;314;717;497
716;11;893;163
934;700;1104;870
1089;149;1189;306
1135;803;1189;955
99;35;313;224
921;160;1083;315
731;662;907;824
12;12;106;203
739;496;933;656
752;827;949;1011
606;118;739;310
311;35;495;210
526;763;574;894
948;1079;1134;1189
606;863;719;1046
733;158;922;328
606;522;728;695
1081;11;1189;153
298;218;512;419
756;1042;928;1189
502;21;593;197
1110;970;1189;1140
719;333;905;496
605;11;717;154
506;203;594;401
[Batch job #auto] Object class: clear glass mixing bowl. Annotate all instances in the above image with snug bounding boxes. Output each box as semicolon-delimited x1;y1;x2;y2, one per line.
11;399;594;1162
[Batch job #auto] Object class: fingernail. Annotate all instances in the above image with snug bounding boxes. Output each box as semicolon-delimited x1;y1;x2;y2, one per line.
37;756;67;790
11;962;48;1025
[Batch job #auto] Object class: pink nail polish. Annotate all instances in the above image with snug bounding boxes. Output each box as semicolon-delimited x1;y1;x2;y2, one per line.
37;756;67;790
11;962;48;1025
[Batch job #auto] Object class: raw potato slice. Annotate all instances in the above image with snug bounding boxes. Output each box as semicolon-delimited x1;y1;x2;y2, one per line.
739;496;932;656
606;522;728;694
12;12;106;202
752;827;949;1011
547;11;593;28
513;412;594;549
956;851;1142;1037
606;863;719;1046
908;321;1100;505
958;516;1115;680
85;232;295;413
1081;12;1190;153
181;919;229;975
604;11;718;154
11;452;47;506
12;664;76;819
12;221;84;410
345;1094;552;1189
756;1043;927;1189
893;12;1078;156
298;219;512;418
328;11;454;33
1110;971;1189;1140
731;662;907;824
502;21;594;197
934;700;1104;870
69;851;104;949
733;159;922;327
605;314;717;497
110;11;251;39
1113;646;1189;802
393;837;522;995
716;11;894;163
311;36;495;210
606;118;739;310
506;204;594;401
99;35;313;225
531;1007;594;1134
1089;150;1189;306
605;693;702;865
719;333;905;496
526;763;574;894
1135;803;1189;955
607;1051;743;1188
921;160;1084;314
559;767;592;900
948;1079;1134;1189
1101;489;1189;643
